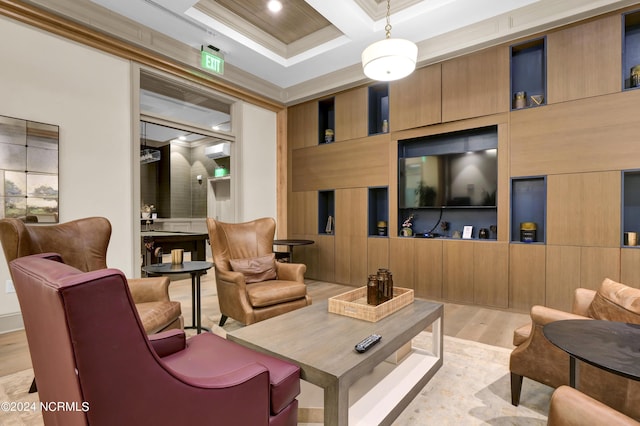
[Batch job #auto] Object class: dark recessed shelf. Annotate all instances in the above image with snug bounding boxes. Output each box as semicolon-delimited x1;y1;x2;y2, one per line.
368;83;389;135
318;97;335;144
623;10;640;90
510;37;546;110
511;176;546;243
368;186;388;237
622;170;640;246
318;190;335;235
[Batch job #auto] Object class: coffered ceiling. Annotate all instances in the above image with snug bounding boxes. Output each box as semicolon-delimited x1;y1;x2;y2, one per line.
62;0;640;102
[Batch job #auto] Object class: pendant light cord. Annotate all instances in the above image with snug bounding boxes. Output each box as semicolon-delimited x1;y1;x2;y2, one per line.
385;0;392;39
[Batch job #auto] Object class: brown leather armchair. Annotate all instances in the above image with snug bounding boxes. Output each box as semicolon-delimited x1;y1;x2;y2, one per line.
548;386;640;426
9;253;300;426
510;278;640;420
0;217;182;334
207;217;311;326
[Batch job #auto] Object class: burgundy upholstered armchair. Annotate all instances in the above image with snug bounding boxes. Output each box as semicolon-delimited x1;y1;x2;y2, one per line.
0;217;182;334
207;217;311;326
10;253;301;426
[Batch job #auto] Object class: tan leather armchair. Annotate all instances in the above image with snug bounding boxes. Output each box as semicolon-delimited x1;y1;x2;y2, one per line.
0;217;182;334
548;386;640;426
510;278;640;420
207;217;311;326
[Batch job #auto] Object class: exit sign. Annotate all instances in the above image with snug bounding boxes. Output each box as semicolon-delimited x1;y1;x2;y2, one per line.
201;50;224;75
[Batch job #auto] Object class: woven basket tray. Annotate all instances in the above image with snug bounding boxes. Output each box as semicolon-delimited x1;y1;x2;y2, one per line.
328;286;414;322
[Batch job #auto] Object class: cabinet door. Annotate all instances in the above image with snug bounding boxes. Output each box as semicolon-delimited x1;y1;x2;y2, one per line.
368;237;389;275
509;243;546;311
474;242;509;308
335;87;367;142
389;237;415;291
547;171;620;247
442;45;509;122
547;14;620;104
390;64;442;131
443;240;474;303
288;101;317;149
414;238;443;299
580;246;620;291
621;248;640;288
289;190;317;236
312;234;335;282
545;245;580;311
334;188;367;285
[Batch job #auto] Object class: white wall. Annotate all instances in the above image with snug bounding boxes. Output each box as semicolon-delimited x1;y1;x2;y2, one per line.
0;16;135;330
236;102;277;222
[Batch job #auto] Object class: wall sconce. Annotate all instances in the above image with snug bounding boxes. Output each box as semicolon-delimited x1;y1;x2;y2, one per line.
197;175;203;184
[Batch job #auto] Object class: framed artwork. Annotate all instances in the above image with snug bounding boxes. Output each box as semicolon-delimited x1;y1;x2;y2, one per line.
0;115;59;223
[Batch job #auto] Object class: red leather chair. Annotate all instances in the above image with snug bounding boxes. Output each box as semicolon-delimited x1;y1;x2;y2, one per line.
10;253;300;426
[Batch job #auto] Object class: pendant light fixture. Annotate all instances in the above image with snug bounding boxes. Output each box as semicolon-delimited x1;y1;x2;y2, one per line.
361;0;417;81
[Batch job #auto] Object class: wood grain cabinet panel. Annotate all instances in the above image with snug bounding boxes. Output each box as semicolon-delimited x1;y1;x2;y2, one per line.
547;15;620;104
580;246;620;291
545;245;581;312
334;188;367;285
509;243;546;312
312;235;335;283
389;64;441;131
367;237;390;275
621;248;640;288
414;238;443;299
335;87;367;142
547;172;620;247
287;101;317;149
389;237;415;291
473;242;509;308
441;45;509;122
288;190;317;236
443;240;474;303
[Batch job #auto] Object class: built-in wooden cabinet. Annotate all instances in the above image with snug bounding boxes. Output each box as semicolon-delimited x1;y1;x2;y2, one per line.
334;188;367;285
509;244;546;311
389;237;415;293
547;171;620;247
389;64;442;131
443;240;474;303
547;14;620;104
473;242;508;308
335;87;367;142
414;239;443;299
367;237;389;275
621;248;640;287
441;45;510;122
288;101;317;149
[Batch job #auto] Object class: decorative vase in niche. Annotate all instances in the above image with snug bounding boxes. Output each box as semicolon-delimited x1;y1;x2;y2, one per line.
377;221;387;236
478;228;489;239
400;227;412;237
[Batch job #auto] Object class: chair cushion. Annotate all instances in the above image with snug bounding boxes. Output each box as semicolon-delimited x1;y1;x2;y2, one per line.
136;301;182;334
246;280;308;308
587;278;640;324
230;253;277;283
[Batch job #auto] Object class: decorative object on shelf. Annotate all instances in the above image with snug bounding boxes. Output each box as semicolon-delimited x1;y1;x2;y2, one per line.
400;214;414;237
324;128;334;143
625;231;638;246
440;221;450;236
478;228;489;239
530;94;544;105
382;119;389;133
452;230;462;239
490;224;498;238
631;65;640;88
141;204;154;219
520;222;537;243
154;247;163;265
377;220;388;236
325;215;334;234
462;226;473;239
514;91;527;109
361;0;417;82
214;166;228;177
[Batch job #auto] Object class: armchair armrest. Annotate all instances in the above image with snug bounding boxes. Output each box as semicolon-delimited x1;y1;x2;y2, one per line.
127;276;171;303
548;386;640;426
216;269;246;287
149;329;186;357
276;262;306;282
530;305;591;326
572;288;597;317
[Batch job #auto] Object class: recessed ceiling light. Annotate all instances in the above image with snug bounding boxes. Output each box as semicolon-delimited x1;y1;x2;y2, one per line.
267;0;282;13
178;135;187;141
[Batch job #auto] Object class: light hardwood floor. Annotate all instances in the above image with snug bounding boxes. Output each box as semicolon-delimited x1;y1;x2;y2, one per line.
0;273;531;377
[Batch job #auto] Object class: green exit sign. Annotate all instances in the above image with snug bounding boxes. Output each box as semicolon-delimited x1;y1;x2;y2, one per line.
201;50;224;75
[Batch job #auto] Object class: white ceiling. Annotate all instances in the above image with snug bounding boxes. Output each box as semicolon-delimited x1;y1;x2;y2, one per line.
87;0;640;102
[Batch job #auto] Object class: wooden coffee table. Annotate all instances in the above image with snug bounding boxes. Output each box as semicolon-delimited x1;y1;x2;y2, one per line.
228;298;443;426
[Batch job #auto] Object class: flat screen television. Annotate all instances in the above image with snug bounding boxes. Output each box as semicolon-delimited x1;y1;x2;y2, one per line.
399;149;497;208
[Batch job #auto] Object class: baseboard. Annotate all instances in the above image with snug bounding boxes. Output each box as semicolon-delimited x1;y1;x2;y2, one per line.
0;313;24;334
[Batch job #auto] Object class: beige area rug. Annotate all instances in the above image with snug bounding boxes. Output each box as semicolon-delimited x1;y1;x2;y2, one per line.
0;331;552;425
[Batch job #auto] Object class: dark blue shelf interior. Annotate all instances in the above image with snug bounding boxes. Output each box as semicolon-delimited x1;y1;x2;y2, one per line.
368;83;389;135
318;190;335;234
318;98;335;144
510;38;546;109
368;187;388;236
511;177;546;243
623;11;640;89
623;171;640;242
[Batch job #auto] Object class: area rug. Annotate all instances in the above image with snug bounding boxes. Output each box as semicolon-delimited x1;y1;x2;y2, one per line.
0;333;552;425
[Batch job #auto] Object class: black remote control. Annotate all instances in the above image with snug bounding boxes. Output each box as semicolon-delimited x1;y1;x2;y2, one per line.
355;334;382;353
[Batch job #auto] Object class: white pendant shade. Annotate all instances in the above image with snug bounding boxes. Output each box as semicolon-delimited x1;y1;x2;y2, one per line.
362;38;417;81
